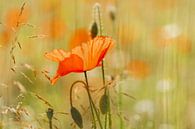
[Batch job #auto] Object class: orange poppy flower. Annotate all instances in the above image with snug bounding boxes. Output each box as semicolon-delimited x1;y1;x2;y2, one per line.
45;36;114;85
5;7;30;29
42;18;66;40
0;28;12;46
177;35;192;54
69;28;91;49
127;60;150;79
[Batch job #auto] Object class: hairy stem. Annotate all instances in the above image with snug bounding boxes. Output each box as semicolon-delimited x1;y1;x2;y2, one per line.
49;120;52;129
70;80;97;129
84;71;103;129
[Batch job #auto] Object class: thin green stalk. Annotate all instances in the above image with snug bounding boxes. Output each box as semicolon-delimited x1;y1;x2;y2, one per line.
46;108;53;129
83;73;97;129
70;80;96;128
102;62;109;129
96;4;103;36
108;91;112;129
49;120;52;129
104;111;108;129
118;85;123;129
84;71;103;129
96;4;112;129
101;61;106;86
90;93;103;129
102;67;112;129
87;89;97;129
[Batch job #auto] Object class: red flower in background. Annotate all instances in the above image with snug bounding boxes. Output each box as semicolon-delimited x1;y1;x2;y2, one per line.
0;7;30;46
127;60;150;79
69;28;91;49
5;8;30;29
42;18;66;40
45;36;114;85
0;29;12;45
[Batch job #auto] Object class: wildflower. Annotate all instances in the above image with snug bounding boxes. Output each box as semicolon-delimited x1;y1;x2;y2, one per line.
127;60;150;79
69;28;91;49
45;36;114;85
5;7;30;29
42;18;66;40
107;4;116;21
176;35;192;54
0;6;29;46
0;28;12;46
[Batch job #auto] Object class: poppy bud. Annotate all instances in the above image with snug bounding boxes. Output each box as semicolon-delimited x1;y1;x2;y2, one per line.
99;94;109;114
71;106;83;128
46;108;53;120
107;5;116;21
90;22;98;39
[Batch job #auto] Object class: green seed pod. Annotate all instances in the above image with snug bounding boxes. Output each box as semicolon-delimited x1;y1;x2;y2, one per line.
71;107;83;128
99;94;109;114
46;108;53;120
90;22;98;39
110;11;115;21
108;5;116;21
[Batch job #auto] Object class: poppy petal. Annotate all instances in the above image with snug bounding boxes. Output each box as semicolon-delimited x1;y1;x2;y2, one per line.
85;36;114;70
94;36;113;65
72;36;114;71
51;74;60;85
45;49;69;62
45;36;114;85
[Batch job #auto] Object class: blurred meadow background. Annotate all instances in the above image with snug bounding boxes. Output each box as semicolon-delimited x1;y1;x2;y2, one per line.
0;0;194;129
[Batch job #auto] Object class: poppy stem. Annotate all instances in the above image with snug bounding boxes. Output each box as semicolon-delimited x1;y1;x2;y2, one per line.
70;83;74;107
74;0;78;30
101;61;106;86
102;61;109;129
95;3;103;36
108;91;112;129
49;120;52;129
96;4;112;129
104;111;108;129
70;80;97;129
118;83;124;129
84;72;96;128
84;71;103;129
102;61;112;129
46;108;53;129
